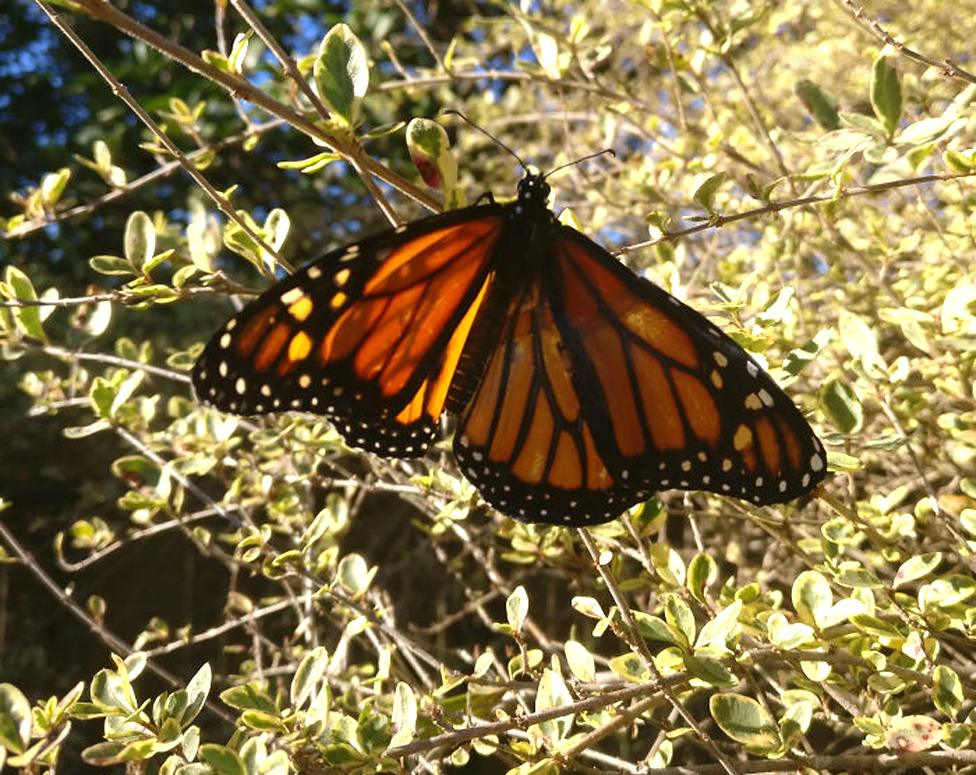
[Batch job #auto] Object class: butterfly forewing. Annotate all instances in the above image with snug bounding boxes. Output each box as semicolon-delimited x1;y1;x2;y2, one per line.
192;209;504;457
550;229;827;505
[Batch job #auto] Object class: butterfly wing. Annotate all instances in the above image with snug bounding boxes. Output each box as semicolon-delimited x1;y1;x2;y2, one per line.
453;226;825;526
192;207;504;457
453;273;649;525
550;228;827;507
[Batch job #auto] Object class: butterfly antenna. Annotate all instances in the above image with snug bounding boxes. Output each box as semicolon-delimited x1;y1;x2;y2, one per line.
442;109;528;172
543;148;616;179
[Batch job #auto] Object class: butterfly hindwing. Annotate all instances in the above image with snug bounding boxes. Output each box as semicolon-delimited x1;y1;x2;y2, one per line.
192;208;504;457
549;228;827;505
453;273;649;525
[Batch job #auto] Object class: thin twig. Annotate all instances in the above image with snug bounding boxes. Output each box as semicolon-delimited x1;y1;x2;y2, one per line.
39;345;191;383
618;169;976;254
142;599;294;657
0;515;235;724
648;749;976;774
390;0;448;72
2;122;282;241
576;528;741;775
228;0;401;225
386;678;681;758
841;0;976;85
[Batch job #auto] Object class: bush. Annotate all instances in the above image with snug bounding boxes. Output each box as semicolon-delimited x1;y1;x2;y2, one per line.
2;0;976;772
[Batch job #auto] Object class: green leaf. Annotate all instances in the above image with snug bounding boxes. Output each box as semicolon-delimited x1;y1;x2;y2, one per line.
532;668;573;745
781;329;830;377
709;693;780;753
314;24;369;126
506;585;529;633
850;614;902;641
219;683;276;713
182;663;210;726
664;594;696;647
683;654;736;688
839;111;886;138
838;310;885;376
692;172;727;213
766;612;815;650
291;647;328;711
142;248;175;277
111;370;144;417
472;650;493;679
262;751;289;775
40;167;71;206
570;596;605;620
898;114;959;145
241;710;285;731
871;53;903;135
819;375;863;434
608;652;649;683
795;79;840;130
649;543;685;586
792;569;831;628
633;612;680;645
533;31;560;79
202;50;231;73
893;552;942;588
406;118;457;194
687;552;718;603
199;744;247;775
124;211;155;270
337;553;372;596
89;668;131;712
0;684;32;754
780;700;813;748
228;31;251;74
81;742;125;765
944;150;976;172
920;574;976;609
695;599;742;652
263;208;290;258
89;254;135;276
4;266;46;343
564;640;595;682
388;682;417;749
932;665;963;720
276;152;341;174
836;567;883;589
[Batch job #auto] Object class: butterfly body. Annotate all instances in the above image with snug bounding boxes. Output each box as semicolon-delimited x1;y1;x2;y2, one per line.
193;173;826;525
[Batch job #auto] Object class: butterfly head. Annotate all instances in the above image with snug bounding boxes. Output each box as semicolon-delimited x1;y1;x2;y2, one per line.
516;173;552;212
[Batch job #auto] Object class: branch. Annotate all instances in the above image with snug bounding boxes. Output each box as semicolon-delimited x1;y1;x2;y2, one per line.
39;344;191;384
841;0;976;85
2;121;283;241
67;0;438;212
649;749;976;774
385;679;676;758
617;169;976;254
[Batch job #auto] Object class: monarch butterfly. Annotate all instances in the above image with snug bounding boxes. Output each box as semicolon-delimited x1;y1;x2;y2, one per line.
192;169;826;526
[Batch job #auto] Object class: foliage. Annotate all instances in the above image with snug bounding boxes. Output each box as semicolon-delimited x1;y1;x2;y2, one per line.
2;0;976;772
